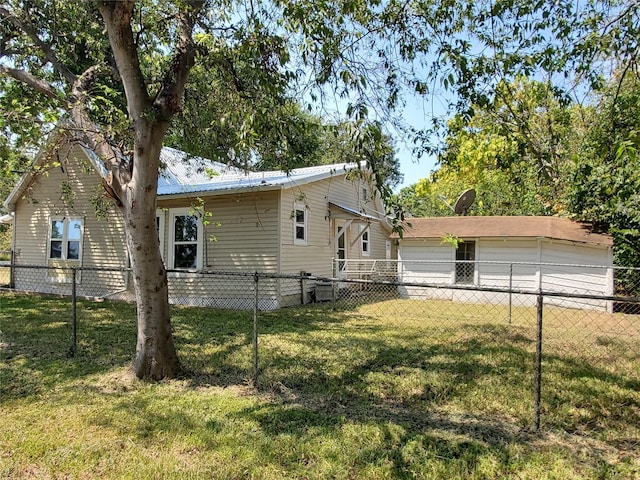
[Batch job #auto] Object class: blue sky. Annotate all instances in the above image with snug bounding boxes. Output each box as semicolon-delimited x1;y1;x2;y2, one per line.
391;91;449;192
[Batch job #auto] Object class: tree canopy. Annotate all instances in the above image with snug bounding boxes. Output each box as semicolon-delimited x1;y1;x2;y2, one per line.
0;0;406;379
2;0;638;378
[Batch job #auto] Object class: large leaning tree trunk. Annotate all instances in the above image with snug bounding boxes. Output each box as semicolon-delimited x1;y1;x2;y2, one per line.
92;1;203;378
1;0;204;379
124;126;179;378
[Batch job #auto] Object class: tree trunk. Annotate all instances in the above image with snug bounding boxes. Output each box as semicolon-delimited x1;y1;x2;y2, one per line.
125;127;181;379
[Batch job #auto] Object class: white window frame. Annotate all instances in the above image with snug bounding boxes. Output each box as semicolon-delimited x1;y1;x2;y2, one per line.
361;225;370;257
455;240;476;284
47;217;83;284
293;201;308;245
168;208;203;271
47;217;83;263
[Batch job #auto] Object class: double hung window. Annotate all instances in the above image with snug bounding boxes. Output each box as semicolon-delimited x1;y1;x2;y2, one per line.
293;202;307;245
361;226;370;256
168;209;203;270
47;217;83;283
49;218;82;262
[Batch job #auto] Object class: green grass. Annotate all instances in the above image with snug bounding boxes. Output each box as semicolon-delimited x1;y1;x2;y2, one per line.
1;292;639;479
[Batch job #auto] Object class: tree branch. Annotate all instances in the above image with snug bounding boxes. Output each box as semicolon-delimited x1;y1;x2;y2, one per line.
96;1;150;120
0;64;63;100
154;1;206;119
0;6;78;85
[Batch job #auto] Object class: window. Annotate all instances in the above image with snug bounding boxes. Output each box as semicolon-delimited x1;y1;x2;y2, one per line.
47;217;83;283
361;225;370;256
48;218;82;261
455;240;475;284
168;209;202;270
293;202;307;245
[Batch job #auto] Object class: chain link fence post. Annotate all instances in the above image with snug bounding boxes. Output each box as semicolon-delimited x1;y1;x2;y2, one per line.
534;292;544;431
252;271;259;387
70;267;77;358
508;263;513;323
9;249;15;288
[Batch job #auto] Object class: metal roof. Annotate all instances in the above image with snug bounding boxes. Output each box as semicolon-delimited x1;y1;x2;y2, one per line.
3;130;361;208
328;202;380;221
157;160;356;196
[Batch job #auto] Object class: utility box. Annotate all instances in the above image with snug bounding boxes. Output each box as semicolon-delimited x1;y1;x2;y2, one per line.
315;282;334;302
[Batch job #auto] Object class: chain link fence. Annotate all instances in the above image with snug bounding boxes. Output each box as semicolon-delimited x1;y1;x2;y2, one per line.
1;261;638;435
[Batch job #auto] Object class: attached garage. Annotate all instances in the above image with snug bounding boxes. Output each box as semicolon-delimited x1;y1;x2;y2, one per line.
395;216;614;310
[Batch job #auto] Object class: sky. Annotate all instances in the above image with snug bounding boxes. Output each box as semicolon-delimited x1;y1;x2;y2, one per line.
390;91;449;192
394;134;437;193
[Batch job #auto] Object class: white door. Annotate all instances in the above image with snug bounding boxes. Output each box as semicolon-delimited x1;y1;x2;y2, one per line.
336;224;347;277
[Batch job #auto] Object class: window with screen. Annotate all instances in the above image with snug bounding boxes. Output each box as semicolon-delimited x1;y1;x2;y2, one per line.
455;240;475;284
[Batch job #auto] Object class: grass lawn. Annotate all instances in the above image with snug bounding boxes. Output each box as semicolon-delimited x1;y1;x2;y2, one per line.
1;292;639;479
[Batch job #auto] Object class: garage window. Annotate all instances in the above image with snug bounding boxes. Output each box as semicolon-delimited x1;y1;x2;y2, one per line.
455;241;475;284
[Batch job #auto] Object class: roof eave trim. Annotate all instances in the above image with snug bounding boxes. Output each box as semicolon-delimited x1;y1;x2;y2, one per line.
397;233;612;247
328;202;380;222
157;183;284;199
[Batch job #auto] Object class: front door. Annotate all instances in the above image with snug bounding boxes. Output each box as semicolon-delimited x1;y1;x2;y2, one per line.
336;223;347;277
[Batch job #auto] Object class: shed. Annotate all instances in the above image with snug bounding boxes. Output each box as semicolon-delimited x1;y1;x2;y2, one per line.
394;216;614;310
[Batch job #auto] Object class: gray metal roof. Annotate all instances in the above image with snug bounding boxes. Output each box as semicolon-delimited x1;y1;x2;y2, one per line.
157;158;356;196
3;129;360;209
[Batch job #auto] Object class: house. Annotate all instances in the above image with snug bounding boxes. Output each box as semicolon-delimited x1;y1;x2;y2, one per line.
3;130;391;309
394;216;614;310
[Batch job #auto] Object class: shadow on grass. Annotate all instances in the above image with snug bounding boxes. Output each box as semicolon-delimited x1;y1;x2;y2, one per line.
3;292;638;458
232;400;522;478
0;294;138;399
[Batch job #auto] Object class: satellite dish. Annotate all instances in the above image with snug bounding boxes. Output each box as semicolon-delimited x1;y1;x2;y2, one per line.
453;189;476;215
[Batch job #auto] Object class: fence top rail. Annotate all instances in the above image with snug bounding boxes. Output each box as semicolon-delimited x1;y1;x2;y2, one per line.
4;263;640;304
10;264;131;273
334;258;639;271
328;275;640;303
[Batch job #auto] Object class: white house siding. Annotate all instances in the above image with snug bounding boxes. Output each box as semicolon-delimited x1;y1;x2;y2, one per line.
398;240;454;300
11;144;129;297
471;239;540;307
540;241;612;310
477;240;539;289
397;237;612;311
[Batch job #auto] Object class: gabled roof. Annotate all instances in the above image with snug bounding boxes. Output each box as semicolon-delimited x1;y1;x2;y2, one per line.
396;216;613;246
3;127;362;209
157;160;357;196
